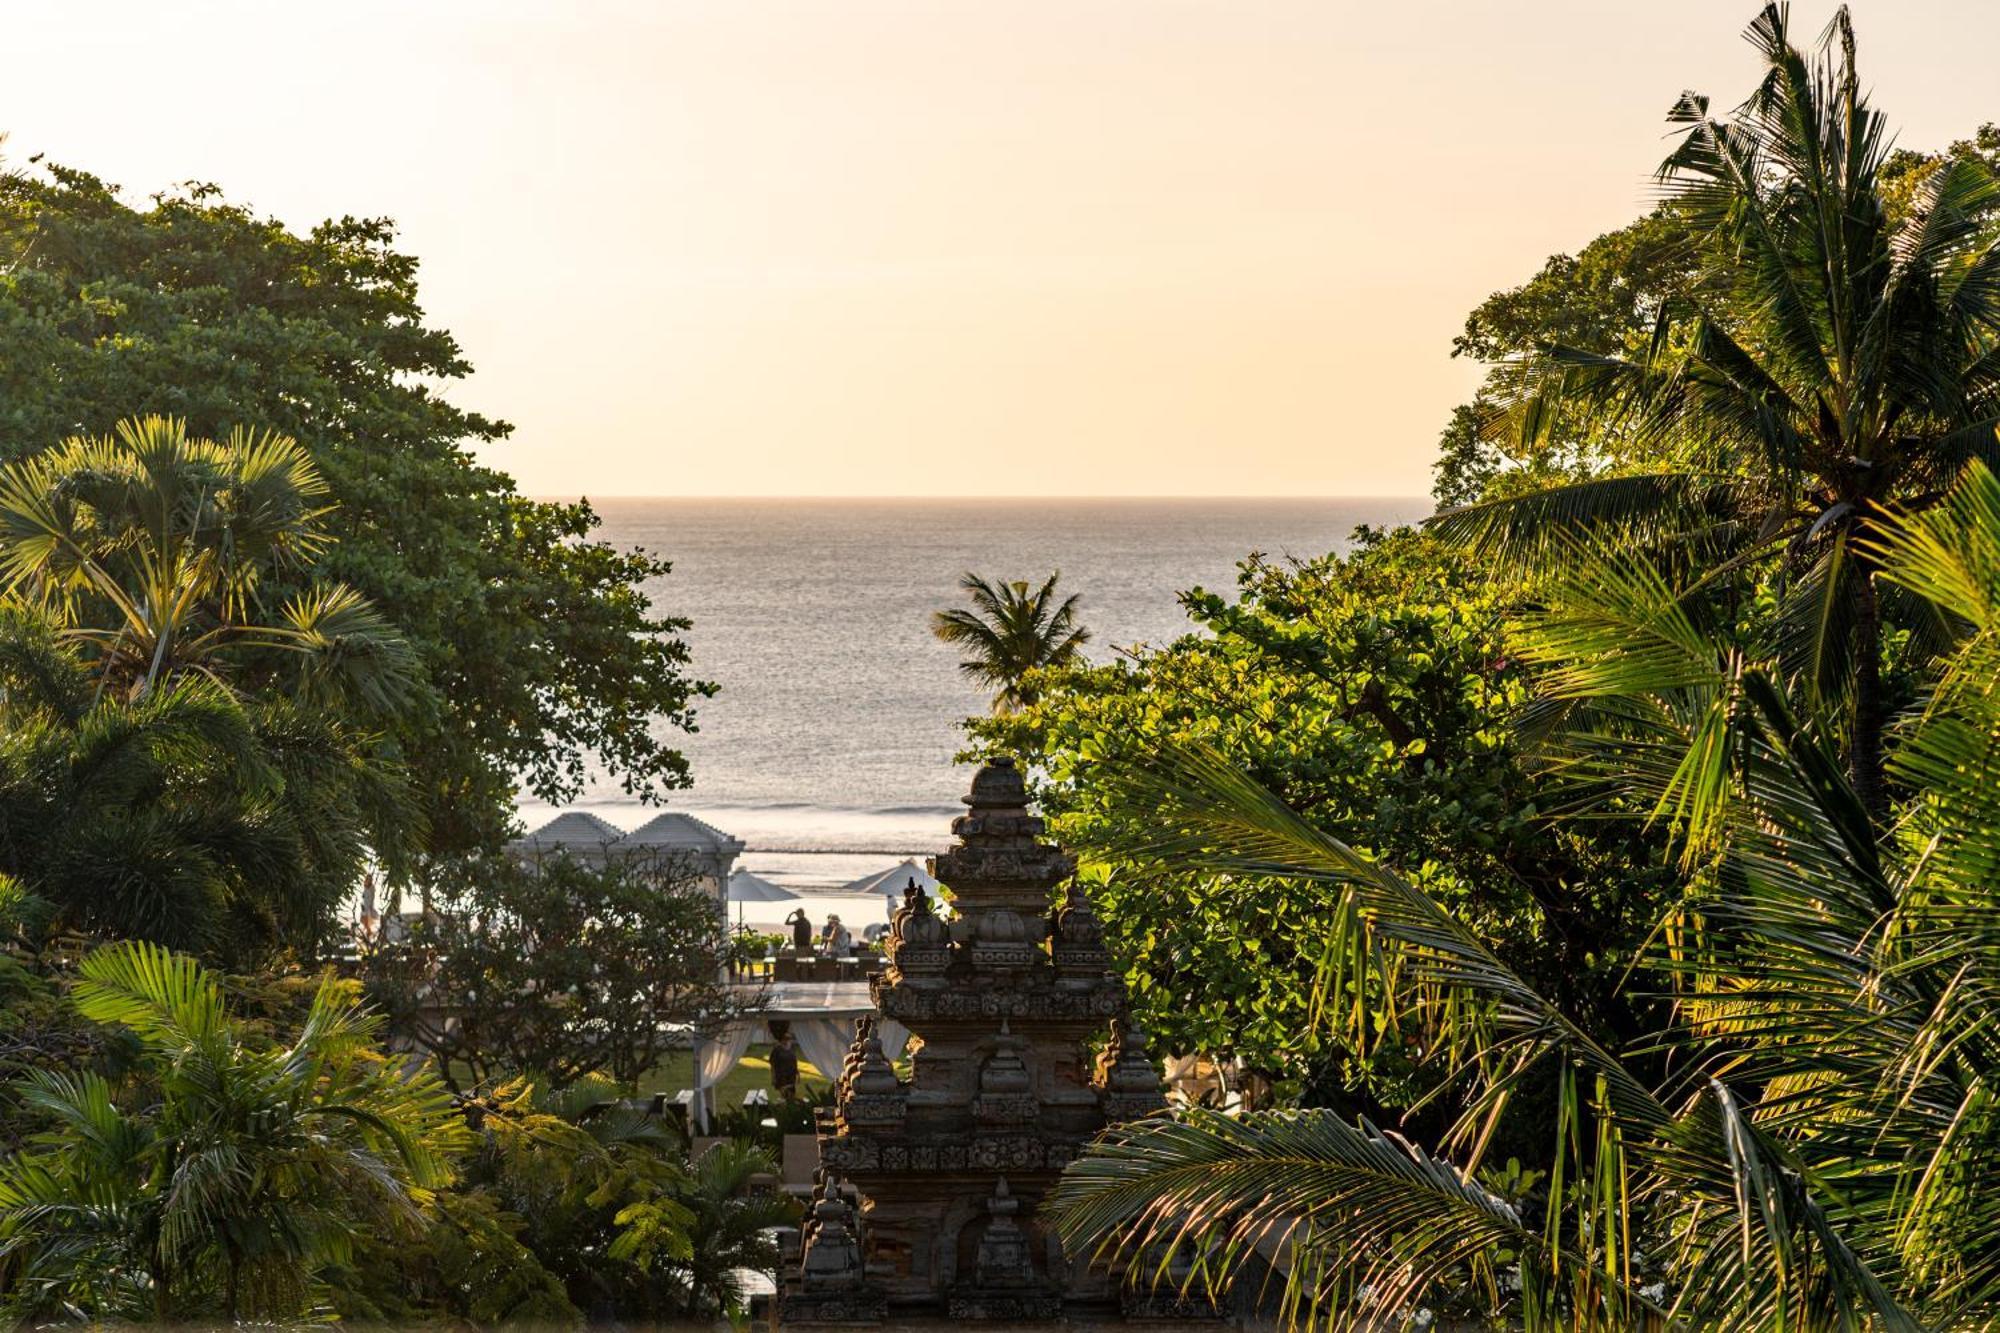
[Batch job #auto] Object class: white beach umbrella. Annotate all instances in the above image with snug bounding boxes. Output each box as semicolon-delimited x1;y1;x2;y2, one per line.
840;858;944;903
726;869;797;927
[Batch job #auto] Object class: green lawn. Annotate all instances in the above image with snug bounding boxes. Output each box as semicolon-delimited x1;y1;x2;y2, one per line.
439;1043;835;1108
635;1043;834;1109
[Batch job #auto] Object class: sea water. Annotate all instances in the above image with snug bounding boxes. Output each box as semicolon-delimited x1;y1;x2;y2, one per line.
517;496;1424;914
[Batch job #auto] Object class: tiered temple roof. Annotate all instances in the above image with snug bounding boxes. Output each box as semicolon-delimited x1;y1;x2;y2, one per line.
779;757;1172;1325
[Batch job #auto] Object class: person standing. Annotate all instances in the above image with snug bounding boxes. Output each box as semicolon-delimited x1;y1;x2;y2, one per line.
785;907;814;955
769;1028;800;1102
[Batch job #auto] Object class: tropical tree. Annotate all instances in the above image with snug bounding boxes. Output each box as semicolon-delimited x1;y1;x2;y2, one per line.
0;941;464;1324
360;852;737;1092
1047;461;2000;1329
0;168;711;861
671;1139;797;1320
336;1078;794;1325
1432;125;2000;513
456;1080;698;1322
0;611;402;961
966;530;1670;1123
1432;3;2000;817
932;571;1090;712
0;414;412;709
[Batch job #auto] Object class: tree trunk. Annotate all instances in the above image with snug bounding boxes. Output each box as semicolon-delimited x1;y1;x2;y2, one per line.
1851;568;1888;822
150;1254;171;1323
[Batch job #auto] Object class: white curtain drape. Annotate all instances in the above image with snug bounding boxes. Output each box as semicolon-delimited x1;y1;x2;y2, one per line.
693;1020;759;1130
790;1017;856;1088
876;1018;911;1064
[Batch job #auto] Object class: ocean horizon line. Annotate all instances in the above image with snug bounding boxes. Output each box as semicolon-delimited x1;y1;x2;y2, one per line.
546;492;1432;504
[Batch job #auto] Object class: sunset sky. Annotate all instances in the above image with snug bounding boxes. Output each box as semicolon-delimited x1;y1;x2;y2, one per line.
12;2;2000;497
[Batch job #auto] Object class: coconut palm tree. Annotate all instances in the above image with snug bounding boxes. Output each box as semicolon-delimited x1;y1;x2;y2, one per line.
931;571;1090;713
0;414;413;709
0;941;463;1324
1046;462;2000;1330
1432;3;2000;818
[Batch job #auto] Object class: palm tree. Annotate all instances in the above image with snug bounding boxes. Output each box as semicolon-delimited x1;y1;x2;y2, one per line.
0;610;404;960
671;1140;796;1319
454;1078;795;1322
931;571;1090;712
0;941;463;1324
0;414;413;709
1432;4;2000;817
1046;462;2000;1329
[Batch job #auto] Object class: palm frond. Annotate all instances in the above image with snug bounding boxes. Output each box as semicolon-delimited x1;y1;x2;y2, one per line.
71;939;227;1049
1427;472;1759;567
1047;1108;1584;1328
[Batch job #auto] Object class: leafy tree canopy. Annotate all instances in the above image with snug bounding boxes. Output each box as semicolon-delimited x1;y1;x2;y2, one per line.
1429;7;2000;823
1433;120;2000;510
969;529;1671;1120
1050;457;2000;1331
0;165;713;863
360;852;736;1092
333;1079;793;1325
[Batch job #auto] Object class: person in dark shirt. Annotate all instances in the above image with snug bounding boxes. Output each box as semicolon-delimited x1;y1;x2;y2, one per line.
769;1029;800;1102
786;908;813;954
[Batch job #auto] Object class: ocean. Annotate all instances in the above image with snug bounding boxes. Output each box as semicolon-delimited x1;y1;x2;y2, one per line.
517;497;1426;917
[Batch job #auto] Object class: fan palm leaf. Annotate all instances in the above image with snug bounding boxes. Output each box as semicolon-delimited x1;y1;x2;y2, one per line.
0;415;410;707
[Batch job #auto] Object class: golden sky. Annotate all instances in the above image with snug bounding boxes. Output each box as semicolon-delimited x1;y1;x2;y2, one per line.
11;2;2000;497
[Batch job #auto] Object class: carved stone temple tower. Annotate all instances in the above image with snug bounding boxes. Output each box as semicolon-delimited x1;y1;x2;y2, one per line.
778;757;1171;1325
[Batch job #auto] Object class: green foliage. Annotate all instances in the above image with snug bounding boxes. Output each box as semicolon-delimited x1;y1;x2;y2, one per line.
335;1078;795;1325
1050;460;2000;1329
1429;402;1499;511
1879;123;2000;223
1434;208;1709;507
0;415;413;711
1435;123;1999;514
330;1184;579;1327
671;1139;796;1318
0;943;786;1328
0;941;465;1325
0;165;713;863
1433;4;2000;825
933;570;1090;713
0;612;398;962
0;415;416;961
0;957;103;1138
360;852;737;1091
970;529;1670;1115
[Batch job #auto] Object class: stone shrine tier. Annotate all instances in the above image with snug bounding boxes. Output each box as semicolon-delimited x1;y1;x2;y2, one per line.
779;757;1199;1327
